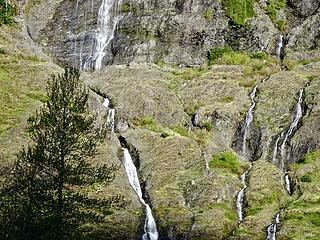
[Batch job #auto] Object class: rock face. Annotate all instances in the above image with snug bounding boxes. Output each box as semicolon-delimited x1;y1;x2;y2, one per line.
289;0;320;17
25;0;319;68
2;0;320;239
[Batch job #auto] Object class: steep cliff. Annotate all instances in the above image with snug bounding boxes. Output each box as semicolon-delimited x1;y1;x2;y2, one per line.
1;0;320;239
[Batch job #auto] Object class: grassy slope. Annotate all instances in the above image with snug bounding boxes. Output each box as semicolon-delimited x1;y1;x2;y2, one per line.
278;151;320;239
0;24;61;163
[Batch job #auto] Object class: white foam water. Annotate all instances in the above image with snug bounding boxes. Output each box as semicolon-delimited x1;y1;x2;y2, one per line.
122;148;159;240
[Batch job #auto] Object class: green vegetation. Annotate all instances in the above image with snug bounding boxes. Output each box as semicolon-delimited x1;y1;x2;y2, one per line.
297;150;320;164
281;150;320;239
203;121;213;131
265;0;287;30
300;175;312;183
239;79;256;88
0;51;48;134
203;8;214;21
246;206;263;216
222;0;255;26
208;47;257;65
0;68;126;239
120;2;137;14
209;151;241;174
0;0;17;25
207;47;233;64
220;95;234;103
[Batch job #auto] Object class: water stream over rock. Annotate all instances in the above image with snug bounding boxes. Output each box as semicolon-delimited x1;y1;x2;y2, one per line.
236;164;252;223
103;98;115;132
276;35;283;58
236;77;268;159
122;148;159;240
271;89;304;194
83;0;123;70
266;212;280;240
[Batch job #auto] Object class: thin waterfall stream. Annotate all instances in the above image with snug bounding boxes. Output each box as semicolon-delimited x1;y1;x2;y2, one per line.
235;77;268;224
276;34;283;58
122;148;159;240
83;0;123;70
266;213;280;240
103;98;115;132
236;164;252;223
271;89;304;195
241;77;268;158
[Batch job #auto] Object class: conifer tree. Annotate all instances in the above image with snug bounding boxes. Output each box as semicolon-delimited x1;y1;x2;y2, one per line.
0;68;126;240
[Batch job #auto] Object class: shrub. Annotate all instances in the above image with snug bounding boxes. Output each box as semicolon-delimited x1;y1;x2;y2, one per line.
208;47;233;63
0;0;17;25
203;121;213;131
222;0;255;26
300;175;312;183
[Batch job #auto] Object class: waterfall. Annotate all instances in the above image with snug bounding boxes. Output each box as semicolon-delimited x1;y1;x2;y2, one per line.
236;164;252;223
241;77;268;157
242;85;258;156
271;89;304;195
83;0;123;70
272;132;285;164
276;35;283;58
284;173;291;195
122;148;159;240
103;98;115;132
280;89;304;161
266;213;280;240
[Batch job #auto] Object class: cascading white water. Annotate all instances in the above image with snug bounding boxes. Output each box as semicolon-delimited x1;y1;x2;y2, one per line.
272;133;283;164
236;164;252;222
122;148;159;240
241;77;268;157
284;173;291;195
276;35;283;58
242;86;258;156
103;98;115;132
266;213;280;240
271;89;303;194
280;89;304;160
83;0;123;70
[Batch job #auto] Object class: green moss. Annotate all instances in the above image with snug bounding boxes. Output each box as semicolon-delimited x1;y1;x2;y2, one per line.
0;0;17;25
209;151;241;174
222;0;255;26
203;8;214;21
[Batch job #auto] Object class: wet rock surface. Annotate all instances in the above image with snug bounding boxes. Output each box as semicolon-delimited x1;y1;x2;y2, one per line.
26;0;319;68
